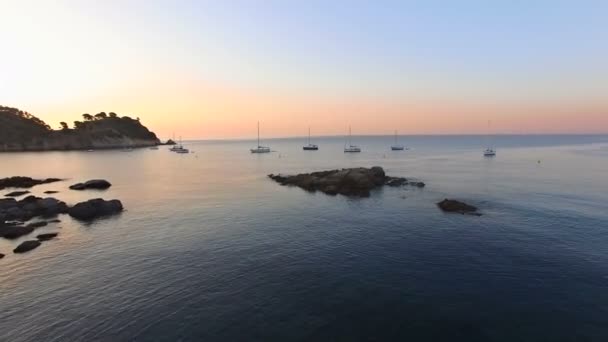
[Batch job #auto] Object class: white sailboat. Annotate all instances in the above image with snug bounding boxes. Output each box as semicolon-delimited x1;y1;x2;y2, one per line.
391;130;405;151
172;136;189;153
483;120;496;157
303;127;318;150
344;126;361;153
251;122;271;153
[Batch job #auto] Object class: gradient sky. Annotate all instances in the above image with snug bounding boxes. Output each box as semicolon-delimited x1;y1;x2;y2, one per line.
1;0;607;139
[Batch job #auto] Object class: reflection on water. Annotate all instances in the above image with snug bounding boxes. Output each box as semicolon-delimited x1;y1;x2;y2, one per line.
1;135;608;341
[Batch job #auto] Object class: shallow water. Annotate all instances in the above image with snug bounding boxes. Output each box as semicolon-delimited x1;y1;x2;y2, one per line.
1;135;608;341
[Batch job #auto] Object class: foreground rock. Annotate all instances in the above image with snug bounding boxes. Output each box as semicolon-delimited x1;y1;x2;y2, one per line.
68;198;123;220
13;240;41;253
0;225;34;239
5;190;30;197
37;233;58;241
0;196;69;222
268;167;424;197
437;199;481;216
0;177;62;190
44;190;59;194
69;179;112;190
0;253;4;259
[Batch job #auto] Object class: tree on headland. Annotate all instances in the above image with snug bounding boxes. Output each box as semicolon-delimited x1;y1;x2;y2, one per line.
74;121;84;129
94;112;108;120
59;122;69;130
109;112;117;118
82;113;93;121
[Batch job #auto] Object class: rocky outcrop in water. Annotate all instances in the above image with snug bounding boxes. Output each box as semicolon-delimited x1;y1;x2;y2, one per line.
37;233;58;241
0;225;34;239
68;198;123;220
437;199;481;216
13;240;41;253
268;167;424;197
0;196;69;222
70;179;112;190
0;253;4;259
5;190;30;197
0;176;62;190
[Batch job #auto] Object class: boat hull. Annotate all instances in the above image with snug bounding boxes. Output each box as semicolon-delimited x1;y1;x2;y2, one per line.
391;146;405;151
303;146;318;150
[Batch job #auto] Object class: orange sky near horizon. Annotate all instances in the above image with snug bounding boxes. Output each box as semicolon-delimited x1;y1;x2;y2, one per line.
1;1;607;139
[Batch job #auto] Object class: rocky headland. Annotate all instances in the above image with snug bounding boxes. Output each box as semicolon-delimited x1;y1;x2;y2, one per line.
0;105;161;152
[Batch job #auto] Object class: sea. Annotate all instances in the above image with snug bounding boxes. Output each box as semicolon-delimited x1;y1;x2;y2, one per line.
1;135;607;341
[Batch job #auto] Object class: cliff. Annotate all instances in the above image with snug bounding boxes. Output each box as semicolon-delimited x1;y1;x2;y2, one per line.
0;106;160;151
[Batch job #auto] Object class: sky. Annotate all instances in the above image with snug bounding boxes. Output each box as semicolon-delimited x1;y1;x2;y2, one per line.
1;0;607;139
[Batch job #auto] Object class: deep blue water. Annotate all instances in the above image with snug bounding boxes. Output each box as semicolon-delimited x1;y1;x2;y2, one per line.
1;135;608;341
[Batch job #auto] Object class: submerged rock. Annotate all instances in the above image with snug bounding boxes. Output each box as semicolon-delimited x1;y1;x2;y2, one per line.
268;167;424;198
437;199;480;215
68;198;123;220
44;190;59;194
13;240;41;253
0;253;4;259
4;190;30;197
37;233;58;241
69;179;112;190
0;177;62;190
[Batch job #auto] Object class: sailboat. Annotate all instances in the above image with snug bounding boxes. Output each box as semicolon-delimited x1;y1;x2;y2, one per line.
172;136;189;153
303;127;318;150
391;130;405;151
483;120;496;157
344;126;361;153
250;122;271;153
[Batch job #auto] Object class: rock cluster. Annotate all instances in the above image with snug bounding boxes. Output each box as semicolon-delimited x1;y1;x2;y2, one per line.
0;196;68;222
13;240;42;253
268;167;424;197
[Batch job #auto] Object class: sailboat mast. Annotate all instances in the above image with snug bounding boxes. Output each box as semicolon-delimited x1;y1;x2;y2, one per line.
395;130;398;145
349;126;351;146
308;127;311;145
257;121;260;147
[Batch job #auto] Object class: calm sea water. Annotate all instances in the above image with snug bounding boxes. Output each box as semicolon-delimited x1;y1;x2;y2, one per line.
1;135;608;341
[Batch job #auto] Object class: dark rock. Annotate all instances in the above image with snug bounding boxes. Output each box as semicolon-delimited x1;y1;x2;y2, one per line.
268;167;422;198
44;190;59;194
70;179;112;190
385;177;408;187
437;199;480;215
0;226;34;239
1;196;68;222
37;233;58;241
0;253;4;259
68;198;123;220
0;198;18;210
13;240;41;253
26;221;48;229
69;183;86;190
413;182;426;188
5;190;30;197
0;177;62;190
47;219;61;223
